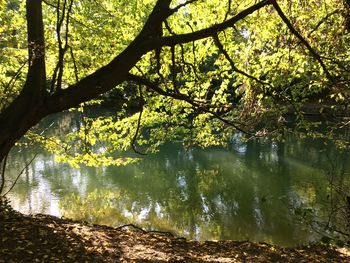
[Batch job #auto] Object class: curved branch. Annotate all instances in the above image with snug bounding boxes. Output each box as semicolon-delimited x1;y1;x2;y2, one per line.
271;0;333;80
213;33;271;87
145;0;272;49
127;73;254;135
42;0;57;8
170;0;198;15
307;9;340;38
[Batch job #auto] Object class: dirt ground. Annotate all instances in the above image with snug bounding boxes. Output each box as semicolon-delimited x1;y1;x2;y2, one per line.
1;203;350;262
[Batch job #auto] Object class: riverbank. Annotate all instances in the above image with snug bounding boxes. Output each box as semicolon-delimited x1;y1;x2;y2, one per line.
1;203;349;262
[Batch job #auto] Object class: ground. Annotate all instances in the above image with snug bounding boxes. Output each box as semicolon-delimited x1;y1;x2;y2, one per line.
1;203;350;262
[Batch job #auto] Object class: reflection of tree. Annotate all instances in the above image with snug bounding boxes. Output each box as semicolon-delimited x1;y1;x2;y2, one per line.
6;131;350;246
60;189;130;226
67;142;316;244
262;136;350;243
6;140;111;215
311;150;350;242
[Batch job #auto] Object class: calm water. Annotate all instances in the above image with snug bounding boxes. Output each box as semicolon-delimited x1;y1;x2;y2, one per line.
5;112;350;246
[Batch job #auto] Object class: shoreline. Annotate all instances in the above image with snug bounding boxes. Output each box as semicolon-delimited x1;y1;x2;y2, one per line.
1;205;349;262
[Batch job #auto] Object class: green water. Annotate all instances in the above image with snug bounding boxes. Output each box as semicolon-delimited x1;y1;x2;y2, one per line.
5;112;350;246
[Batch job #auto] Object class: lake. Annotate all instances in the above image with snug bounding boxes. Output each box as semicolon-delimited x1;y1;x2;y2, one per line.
5;111;350;246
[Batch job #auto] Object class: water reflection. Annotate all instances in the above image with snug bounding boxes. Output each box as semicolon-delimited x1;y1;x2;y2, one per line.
5;113;350;246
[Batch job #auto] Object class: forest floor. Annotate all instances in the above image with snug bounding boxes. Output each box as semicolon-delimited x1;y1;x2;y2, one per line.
1;204;350;262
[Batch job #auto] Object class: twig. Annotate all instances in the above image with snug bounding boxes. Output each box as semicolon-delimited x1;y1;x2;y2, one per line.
307;10;340;38
224;0;232;21
42;0;57;8
170;0;197;15
3;60;27;94
116;223;175;237
3;154;38;196
213;33;271;87
131;85;147;155
127;73;254;135
116;223;146;232
69;45;80;82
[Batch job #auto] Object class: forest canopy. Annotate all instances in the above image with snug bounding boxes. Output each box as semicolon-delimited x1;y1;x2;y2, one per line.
0;0;349;168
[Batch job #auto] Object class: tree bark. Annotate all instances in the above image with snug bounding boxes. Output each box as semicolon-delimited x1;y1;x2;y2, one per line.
0;0;47;162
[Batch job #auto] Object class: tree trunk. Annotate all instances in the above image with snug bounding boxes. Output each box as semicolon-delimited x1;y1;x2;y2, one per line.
0;0;272;165
0;0;46;163
0;0;160;163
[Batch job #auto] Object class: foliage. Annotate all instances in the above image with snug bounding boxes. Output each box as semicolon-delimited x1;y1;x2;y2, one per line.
0;0;350;167
0;0;27;110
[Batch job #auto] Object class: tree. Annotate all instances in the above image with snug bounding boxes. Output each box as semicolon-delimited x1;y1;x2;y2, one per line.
0;0;349;176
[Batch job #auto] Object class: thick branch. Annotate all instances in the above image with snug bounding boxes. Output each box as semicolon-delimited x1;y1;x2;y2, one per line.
0;0;47;161
44;0;176;113
24;0;47;95
144;0;272;49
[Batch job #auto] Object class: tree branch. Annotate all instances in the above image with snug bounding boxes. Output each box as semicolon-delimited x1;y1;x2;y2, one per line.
271;0;333;80
69;45;80;82
1;60;28;110
144;0;272;49
307;9;340;38
3;154;38;197
224;0;232;21
23;0;47;96
127;73;253;135
131;85;147;155
50;0;73;92
170;0;198;15
43;0;271;116
42;0;57;8
213;33;271;87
